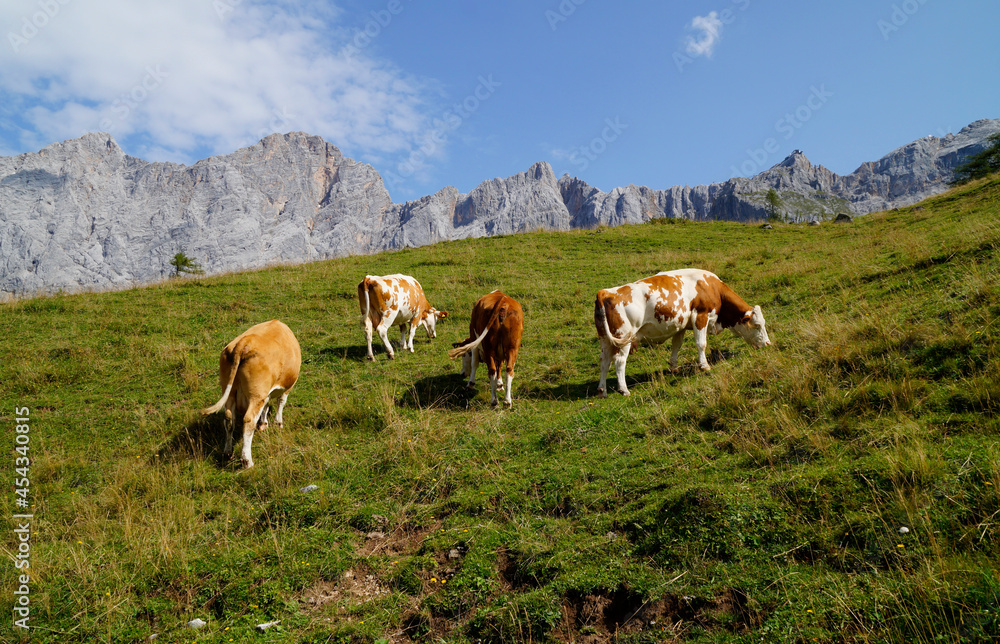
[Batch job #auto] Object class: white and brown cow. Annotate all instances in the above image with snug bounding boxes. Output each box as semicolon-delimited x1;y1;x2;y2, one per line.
201;319;301;468
358;274;448;360
448;290;524;408
595;269;770;397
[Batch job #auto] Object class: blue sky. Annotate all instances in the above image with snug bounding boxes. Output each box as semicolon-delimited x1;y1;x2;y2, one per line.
1;0;997;202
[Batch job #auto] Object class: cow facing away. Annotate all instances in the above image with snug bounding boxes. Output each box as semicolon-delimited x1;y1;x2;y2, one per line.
358;274;448;360
448;290;524;408
201;320;301;468
595;269;770;397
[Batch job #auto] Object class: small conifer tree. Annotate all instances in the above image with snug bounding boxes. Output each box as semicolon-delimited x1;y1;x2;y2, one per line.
170;252;204;277
765;188;784;220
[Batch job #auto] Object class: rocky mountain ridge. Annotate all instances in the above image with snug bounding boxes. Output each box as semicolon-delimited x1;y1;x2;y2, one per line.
2;119;997;296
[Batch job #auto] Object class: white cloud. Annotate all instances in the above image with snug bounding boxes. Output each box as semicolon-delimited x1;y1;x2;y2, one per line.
0;0;436;168
685;11;724;58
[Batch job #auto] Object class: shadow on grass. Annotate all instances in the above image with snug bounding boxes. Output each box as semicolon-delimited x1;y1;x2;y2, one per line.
319;341;442;363
402;371;650;406
319;344;372;363
154;413;234;467
529;360;722;401
399;372;477;410
397;349;732;409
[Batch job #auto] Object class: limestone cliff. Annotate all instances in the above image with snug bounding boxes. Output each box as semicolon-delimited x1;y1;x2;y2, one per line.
2;119;997;296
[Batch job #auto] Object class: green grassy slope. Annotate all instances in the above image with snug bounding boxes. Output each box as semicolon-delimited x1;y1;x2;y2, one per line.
2;175;999;643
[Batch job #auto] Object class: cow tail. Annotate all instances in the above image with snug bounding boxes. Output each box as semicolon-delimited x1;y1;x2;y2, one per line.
448;326;488;360
448;299;508;360
596;298;632;350
201;347;241;416
358;277;373;326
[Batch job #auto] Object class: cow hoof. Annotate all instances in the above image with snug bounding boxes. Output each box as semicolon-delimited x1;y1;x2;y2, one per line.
503;401;512;409
223;450;233;461
366;355;375;362
491;400;499;408
619;390;631;397
241;459;254;469
700;365;712;372
275;422;284;430
388;354;396;360
597;389;607;399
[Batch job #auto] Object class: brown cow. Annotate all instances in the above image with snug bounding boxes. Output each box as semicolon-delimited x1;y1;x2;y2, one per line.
201;320;301;468
595;269;770;397
448;290;524;408
358;274;448;360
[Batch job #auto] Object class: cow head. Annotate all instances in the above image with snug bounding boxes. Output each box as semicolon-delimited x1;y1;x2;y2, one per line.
731;305;771;348
421;309;449;338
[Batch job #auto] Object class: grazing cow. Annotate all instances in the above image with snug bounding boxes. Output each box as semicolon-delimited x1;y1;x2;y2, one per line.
358;274;448;360
201;320;301;468
594;269;771;397
448;290;524;408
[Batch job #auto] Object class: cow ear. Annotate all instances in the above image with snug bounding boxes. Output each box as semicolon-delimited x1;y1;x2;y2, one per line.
438;310;449;319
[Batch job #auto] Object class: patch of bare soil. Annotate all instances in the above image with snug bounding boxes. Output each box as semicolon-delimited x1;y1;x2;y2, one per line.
300;567;392;613
358;522;436;559
552;587;763;644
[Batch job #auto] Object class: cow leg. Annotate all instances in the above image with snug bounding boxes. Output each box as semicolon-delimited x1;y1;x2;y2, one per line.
274;389;291;430
488;365;500;407
670;331;685;372
222;416;235;461
466;347;481;389
363;315;376;361
597;339;613;398
502;346;518;409
502;370;514;408
460;352;471;378
240;398;268;469
693;324;711;371
376;319;396;359
613;343;632;396
406;321;419;353
222;395;238;460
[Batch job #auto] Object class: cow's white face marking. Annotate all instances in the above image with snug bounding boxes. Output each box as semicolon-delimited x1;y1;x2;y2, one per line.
420;309;447;338
422;309;438;338
732;305;771;348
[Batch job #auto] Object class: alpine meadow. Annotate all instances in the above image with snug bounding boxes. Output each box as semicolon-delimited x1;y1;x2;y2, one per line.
2;174;1000;643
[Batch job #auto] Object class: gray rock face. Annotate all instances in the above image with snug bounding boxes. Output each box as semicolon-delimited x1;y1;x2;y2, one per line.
557;119;1000;226
1;132;393;296
2;119;998;296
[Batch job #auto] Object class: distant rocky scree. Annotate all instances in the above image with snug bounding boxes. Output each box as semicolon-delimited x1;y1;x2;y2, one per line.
1;119;997;296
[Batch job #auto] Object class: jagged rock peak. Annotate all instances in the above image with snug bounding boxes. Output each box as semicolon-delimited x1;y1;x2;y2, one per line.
777;149;812;170
31;131;129;166
3;118;999;297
